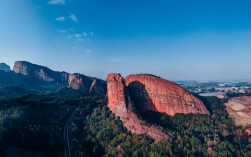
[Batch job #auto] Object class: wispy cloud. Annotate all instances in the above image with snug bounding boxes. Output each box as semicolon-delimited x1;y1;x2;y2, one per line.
49;0;65;5
66;35;72;39
84;50;92;57
82;32;94;36
75;34;82;38
58;28;74;33
68;13;78;23
55;16;65;22
58;29;68;33
82;32;88;36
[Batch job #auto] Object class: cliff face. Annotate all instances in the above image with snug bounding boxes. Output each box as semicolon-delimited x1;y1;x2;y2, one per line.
107;73;169;141
68;74;107;95
89;79;107;95
68;74;92;93
125;74;209;116
13;61;106;95
107;74;128;117
107;73;208;140
13;61;68;82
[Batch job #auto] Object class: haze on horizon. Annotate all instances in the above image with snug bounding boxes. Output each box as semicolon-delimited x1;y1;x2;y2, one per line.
0;0;251;81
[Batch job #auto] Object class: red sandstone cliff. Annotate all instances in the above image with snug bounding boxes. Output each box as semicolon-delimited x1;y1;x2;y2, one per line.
125;74;209;116
107;73;169;141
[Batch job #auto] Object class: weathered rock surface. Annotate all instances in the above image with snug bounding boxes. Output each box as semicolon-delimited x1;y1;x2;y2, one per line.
225;96;251;127
107;74;128;117
107;73;169;141
125;74;209;116
0;63;11;72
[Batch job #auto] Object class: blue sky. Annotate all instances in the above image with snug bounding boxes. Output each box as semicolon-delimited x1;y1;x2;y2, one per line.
1;0;251;81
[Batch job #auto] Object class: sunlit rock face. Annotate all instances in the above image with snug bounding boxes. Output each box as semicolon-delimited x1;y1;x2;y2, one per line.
107;73;169;141
68;73;93;93
0;63;11;72
125;74;209;116
107;73;209;141
107;73;128;117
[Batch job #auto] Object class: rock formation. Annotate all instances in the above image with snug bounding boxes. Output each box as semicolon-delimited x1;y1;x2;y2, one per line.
12;61;106;95
107;74;128;117
107;73;210;141
89;79;107;95
0;63;10;72
125;74;209;116
107;73;169;141
225;96;251;127
13;61;68;82
68;73;107;95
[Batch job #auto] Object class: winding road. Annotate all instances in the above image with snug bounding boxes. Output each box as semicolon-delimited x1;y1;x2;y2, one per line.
64;109;76;157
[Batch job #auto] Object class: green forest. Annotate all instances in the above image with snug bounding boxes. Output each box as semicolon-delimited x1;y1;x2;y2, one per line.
0;89;250;157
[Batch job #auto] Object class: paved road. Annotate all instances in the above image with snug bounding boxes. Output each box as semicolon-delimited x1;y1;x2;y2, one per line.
64;109;76;157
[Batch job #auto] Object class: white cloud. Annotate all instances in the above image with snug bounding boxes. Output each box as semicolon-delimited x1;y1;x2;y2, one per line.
68;13;78;23
82;32;88;36
49;0;65;5
66;35;72;39
75;34;82;38
55;16;65;22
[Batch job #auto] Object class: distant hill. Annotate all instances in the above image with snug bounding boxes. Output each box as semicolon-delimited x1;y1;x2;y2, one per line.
0;61;106;95
0;63;10;72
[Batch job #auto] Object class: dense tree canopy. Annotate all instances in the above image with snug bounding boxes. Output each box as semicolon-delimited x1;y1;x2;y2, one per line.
0;90;250;156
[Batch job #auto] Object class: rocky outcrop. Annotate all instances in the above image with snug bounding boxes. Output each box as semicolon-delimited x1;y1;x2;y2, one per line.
125;74;209;116
107;73;169;141
89;79;107;95
107;73;210;140
0;63;10;72
12;61;106;95
107;74;128;117
225;96;251;127
68;74;92;93
68;73;106;95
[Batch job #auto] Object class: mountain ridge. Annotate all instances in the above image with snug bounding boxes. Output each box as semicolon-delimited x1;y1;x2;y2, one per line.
1;61;106;95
